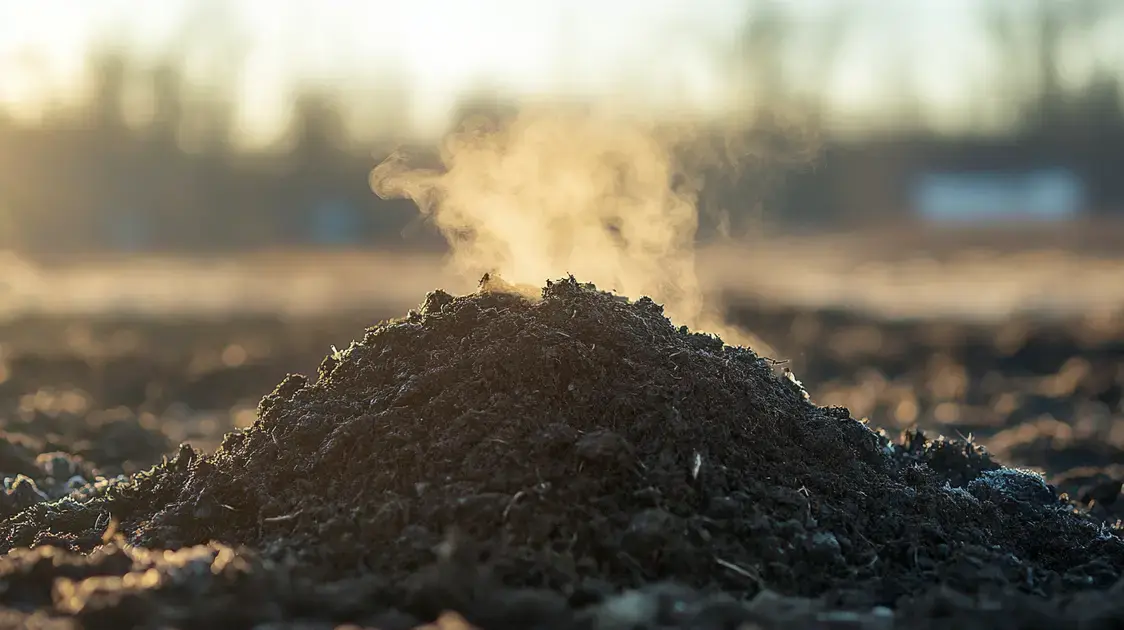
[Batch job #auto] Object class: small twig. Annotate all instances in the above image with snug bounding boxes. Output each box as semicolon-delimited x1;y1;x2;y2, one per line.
716;558;763;585
263;512;300;524
502;491;526;522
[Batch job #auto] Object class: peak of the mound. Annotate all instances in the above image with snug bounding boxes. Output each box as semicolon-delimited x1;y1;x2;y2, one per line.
4;277;1122;610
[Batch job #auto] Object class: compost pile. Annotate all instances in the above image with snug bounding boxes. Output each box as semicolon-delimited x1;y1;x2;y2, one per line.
2;276;1124;629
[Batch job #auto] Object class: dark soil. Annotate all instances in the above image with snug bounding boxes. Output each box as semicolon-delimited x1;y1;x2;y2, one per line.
0;277;1122;629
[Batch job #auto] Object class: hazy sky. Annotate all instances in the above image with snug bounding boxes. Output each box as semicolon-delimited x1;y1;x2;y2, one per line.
0;0;1119;143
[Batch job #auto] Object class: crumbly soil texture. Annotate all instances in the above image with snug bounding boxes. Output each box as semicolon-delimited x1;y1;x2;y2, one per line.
2;277;1124;629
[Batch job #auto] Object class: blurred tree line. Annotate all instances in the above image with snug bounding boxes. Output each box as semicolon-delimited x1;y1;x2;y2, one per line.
1;0;1122;256
0;48;427;255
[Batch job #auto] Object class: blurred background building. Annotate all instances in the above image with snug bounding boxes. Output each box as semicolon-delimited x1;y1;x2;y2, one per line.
0;0;1122;258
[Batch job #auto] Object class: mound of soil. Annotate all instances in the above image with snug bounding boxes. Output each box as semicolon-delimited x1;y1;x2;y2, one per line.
724;299;1124;523
2;277;1123;628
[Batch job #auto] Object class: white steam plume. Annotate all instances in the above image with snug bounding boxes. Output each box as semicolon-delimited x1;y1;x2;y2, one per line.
371;105;815;346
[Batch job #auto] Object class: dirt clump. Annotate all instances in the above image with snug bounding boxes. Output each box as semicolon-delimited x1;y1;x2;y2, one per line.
2;277;1123;628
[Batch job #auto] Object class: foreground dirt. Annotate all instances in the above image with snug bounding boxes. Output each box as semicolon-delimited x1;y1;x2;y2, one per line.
0;278;1122;629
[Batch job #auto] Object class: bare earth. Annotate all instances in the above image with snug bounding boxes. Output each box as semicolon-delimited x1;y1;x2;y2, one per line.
2;224;1124;627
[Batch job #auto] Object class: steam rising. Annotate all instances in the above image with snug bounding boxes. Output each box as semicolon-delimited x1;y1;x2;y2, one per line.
371;107;803;343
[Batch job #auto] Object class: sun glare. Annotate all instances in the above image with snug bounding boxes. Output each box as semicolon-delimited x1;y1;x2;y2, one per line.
3;0;1085;138
0;0;748;136
0;1;103;118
